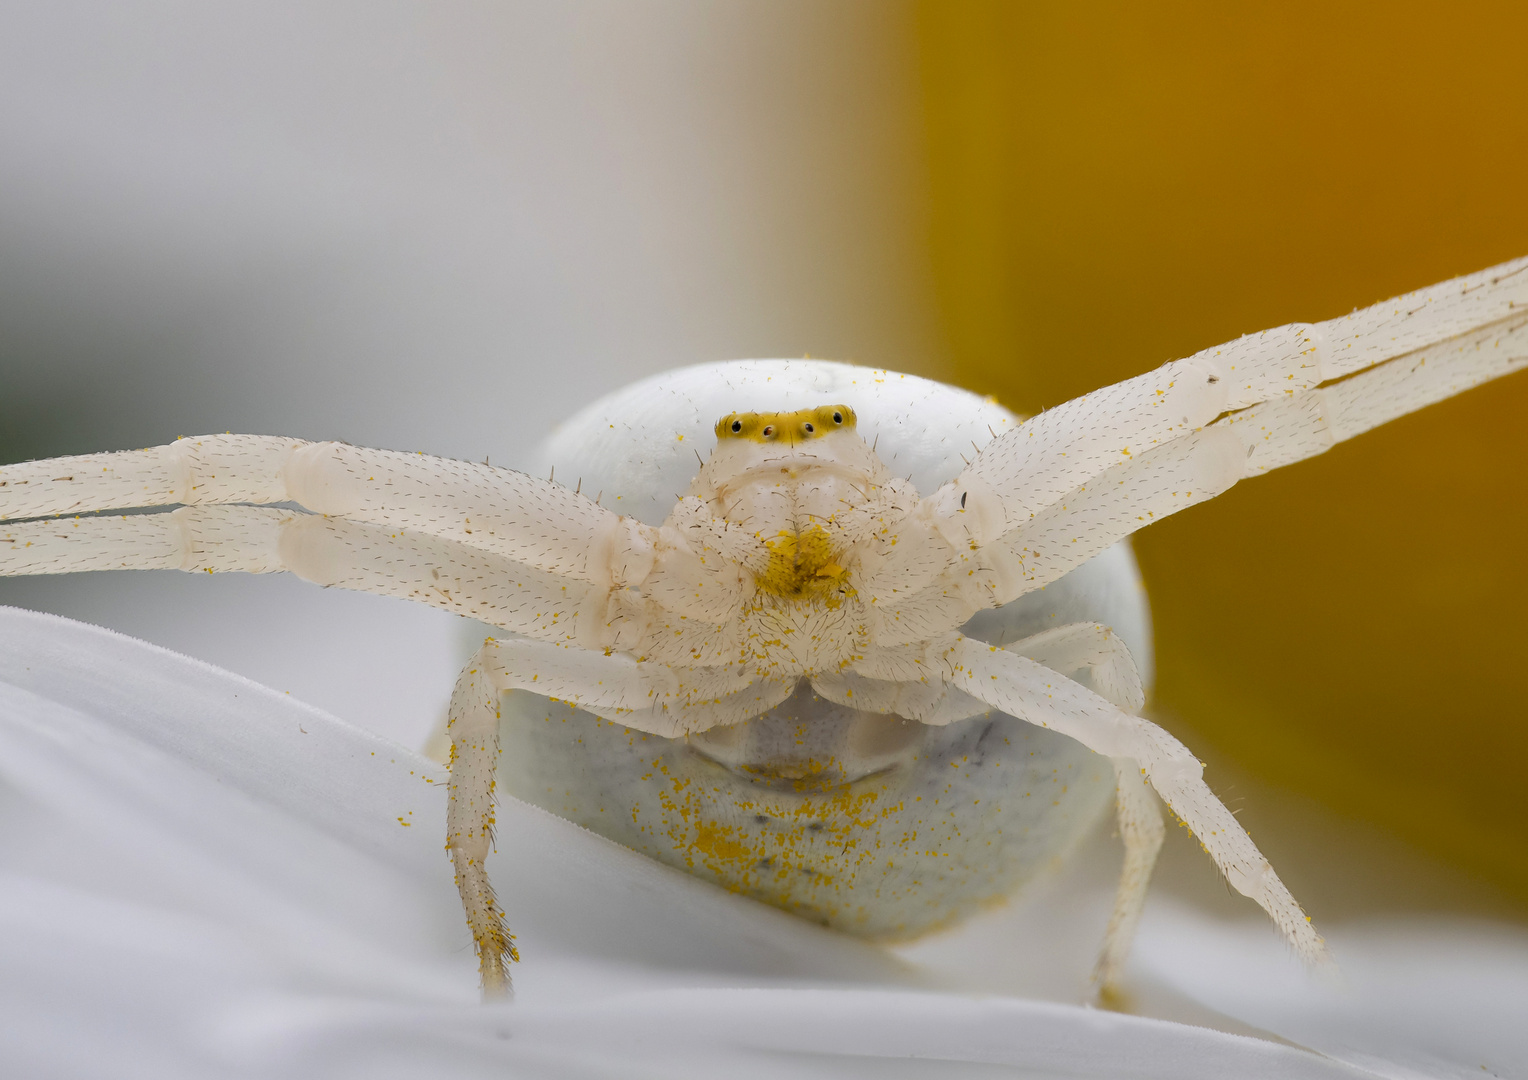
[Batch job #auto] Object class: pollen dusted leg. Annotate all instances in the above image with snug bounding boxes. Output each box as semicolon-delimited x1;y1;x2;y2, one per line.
443;635;696;997
445;634;805;997
880;256;1528;628
446;646;516;998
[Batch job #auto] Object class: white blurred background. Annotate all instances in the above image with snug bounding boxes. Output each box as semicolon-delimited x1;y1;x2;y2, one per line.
0;1;943;749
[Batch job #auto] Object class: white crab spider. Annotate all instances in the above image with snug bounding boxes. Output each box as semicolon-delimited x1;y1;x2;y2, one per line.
1;257;1523;1002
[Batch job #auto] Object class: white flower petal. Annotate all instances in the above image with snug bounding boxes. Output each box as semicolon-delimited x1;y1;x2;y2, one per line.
1136;904;1528;1079
0;607;1379;1076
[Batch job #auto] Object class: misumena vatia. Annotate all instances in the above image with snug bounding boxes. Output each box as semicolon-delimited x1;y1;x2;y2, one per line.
3;256;1523;1001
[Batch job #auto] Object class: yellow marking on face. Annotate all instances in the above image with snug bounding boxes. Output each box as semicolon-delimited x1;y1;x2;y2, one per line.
754;524;854;608
714;404;857;443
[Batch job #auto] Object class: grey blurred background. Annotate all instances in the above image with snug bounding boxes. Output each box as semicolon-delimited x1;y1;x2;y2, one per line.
0;1;943;748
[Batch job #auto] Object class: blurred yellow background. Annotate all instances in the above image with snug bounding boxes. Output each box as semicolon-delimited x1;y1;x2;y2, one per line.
917;1;1528;904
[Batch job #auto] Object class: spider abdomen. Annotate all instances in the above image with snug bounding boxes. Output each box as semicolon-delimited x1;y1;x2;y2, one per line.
498;681;1112;940
497;360;1152;942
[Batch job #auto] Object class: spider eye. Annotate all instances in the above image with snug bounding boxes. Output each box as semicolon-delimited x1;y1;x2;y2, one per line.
762;425;774;438
803;422;814;434
731;420;742;433
832;411;843;424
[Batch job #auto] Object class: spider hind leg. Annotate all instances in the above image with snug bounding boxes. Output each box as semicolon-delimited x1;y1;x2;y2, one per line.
1094;759;1164;1006
1008;622;1162;1002
945;635;1327;968
445;650;516;998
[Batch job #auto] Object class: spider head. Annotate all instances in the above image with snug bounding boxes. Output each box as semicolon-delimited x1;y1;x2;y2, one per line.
695;403;884;552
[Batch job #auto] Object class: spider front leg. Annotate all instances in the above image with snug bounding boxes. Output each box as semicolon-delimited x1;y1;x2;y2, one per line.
863;257;1528;640
0;433;658;589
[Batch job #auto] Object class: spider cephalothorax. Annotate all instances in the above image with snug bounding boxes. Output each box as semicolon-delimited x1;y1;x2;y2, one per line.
709;408;867;609
666;401;892;669
3;255;1524;1001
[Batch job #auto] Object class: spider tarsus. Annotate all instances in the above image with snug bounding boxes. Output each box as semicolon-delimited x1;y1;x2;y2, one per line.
1092;980;1133;1014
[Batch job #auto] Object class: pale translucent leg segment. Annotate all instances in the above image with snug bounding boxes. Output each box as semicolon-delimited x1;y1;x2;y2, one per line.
1220;310;1528;474
0;434;298;520
952;636;1324;962
830;628;1165;994
274;515;602;647
810;669;983;728
854;636;1327;965
869;427;1245;642
0;506;643;647
0;434;656;590
858;343;1231;624
1008;622;1145;713
644;677;799;734
921;358;1230;547
952;307;1528;613
1005;623;1155;985
477;637;787;738
446;646;516;998
894;256;1528;614
0;504;757;705
278;441;657;589
1313;254;1527;379
992;624;1162;998
446;637;792;997
1094;759;1164;1001
826;622;1145;726
0;506;293;575
1180;255;1528;410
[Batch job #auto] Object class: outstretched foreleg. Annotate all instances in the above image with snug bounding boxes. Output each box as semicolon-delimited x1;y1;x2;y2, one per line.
0;434;657;589
0;506;640;647
861;257;1528;643
930;255;1528;554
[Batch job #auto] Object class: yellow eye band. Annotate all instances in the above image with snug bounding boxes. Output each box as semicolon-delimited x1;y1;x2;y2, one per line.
714;405;857;443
